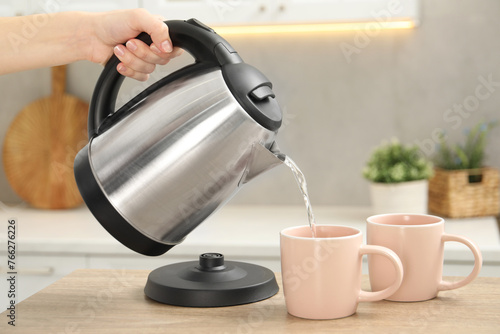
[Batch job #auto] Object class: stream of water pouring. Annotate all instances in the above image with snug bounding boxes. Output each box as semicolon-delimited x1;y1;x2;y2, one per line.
283;156;317;238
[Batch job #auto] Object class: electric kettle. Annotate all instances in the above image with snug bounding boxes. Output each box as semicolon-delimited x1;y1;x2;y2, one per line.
74;19;285;257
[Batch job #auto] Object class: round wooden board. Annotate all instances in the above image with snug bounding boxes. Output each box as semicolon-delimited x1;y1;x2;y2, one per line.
2;69;89;209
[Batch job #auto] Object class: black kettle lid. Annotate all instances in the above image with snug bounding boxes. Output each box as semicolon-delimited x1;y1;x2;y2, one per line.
184;19;283;132
144;253;279;307
222;62;282;132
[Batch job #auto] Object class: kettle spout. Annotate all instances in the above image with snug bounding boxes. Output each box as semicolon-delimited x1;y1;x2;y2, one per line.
241;142;286;185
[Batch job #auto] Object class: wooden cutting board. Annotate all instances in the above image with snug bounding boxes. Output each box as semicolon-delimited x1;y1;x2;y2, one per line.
2;66;89;209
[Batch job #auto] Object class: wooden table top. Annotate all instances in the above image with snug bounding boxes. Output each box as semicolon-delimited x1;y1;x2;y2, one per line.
1;269;499;333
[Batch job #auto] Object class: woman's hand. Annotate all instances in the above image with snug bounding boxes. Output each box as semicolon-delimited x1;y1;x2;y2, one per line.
86;9;183;81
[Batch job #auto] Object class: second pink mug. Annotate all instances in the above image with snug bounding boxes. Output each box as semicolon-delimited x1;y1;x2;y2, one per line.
367;213;482;302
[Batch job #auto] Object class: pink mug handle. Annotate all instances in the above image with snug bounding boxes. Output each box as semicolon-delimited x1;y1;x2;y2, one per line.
438;233;482;291
358;245;404;302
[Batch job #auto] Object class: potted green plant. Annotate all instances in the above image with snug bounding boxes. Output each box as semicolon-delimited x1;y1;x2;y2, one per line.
363;138;434;214
429;121;499;218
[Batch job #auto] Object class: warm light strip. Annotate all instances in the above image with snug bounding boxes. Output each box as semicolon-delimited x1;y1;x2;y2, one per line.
213;20;415;35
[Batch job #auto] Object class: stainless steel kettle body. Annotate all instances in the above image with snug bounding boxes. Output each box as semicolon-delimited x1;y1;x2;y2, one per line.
74;19;284;256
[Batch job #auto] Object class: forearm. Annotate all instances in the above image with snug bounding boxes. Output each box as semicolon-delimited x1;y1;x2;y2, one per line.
0;12;92;74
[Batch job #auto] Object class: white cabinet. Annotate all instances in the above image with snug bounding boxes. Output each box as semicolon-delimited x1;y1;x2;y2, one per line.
142;0;421;27
142;0;268;24
29;0;139;13
0;0;28;16
0;254;86;307
88;254;175;270
1;1;140;16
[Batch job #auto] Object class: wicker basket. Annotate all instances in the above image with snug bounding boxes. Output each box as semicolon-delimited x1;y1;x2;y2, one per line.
428;167;500;218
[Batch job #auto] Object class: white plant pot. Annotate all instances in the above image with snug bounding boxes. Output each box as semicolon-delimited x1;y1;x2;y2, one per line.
369;180;428;215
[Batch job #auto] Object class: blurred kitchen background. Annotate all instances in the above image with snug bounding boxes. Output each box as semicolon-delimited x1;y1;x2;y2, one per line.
1;0;499;207
1;0;499;304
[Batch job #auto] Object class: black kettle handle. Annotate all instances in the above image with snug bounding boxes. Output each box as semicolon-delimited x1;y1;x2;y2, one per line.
88;18;242;138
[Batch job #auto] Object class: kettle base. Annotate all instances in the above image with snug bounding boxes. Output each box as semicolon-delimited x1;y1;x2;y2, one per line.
144;253;279;307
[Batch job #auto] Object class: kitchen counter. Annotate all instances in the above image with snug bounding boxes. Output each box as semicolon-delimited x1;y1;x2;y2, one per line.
1;269;499;333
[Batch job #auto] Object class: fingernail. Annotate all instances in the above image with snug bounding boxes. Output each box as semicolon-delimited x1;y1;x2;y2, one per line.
126;40;137;51
117;63;126;73
114;45;125;57
161;40;173;53
151;44;161;54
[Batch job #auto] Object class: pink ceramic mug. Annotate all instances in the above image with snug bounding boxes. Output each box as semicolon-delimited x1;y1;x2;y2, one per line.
280;225;403;320
367;214;483;302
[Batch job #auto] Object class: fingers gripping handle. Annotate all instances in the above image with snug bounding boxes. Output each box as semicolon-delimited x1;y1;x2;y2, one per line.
438;234;482;291
358;245;404;302
88;19;243;138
